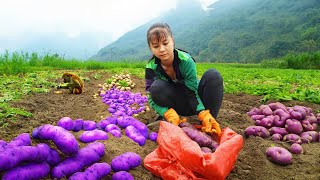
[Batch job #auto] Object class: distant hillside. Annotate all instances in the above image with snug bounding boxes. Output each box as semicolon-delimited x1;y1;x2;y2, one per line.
0;32;112;60
92;0;320;63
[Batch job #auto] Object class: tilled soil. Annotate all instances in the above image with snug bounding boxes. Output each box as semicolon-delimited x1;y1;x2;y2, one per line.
1;71;319;180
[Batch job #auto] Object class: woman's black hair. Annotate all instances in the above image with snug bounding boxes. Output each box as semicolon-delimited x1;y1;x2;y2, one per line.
147;23;173;46
147;23;172;61
146;23;195;62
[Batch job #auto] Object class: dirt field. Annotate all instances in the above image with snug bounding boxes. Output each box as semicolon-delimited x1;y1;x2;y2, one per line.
1;71;320;180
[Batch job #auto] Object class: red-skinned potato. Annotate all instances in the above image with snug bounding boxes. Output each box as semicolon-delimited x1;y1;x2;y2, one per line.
305;115;318;124
301;120;317;131
274;109;291;122
316;113;320;124
255;116;274;128
260;105;273;116
300;131;319;143
247;107;262;116
290;143;303;154
288;106;307;120
283;134;302;144
250;115;265;121
271;134;282;141
293;106;308;116
244;126;270;138
269;127;288;136
268;102;288;112
266;146;292;166
272;115;287;127
285;119;303;135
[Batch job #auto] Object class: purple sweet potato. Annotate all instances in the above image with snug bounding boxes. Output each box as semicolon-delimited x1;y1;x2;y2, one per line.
112;171;134;180
266;146;292;166
57;117;74;131
5;133;31;148
109;130;122;138
0;143;50;171
244;126;270;138
178;122;197;130
51;142;105;179
111;152;142;172
0;140;7;149
69;162;111;180
125;126;147;146
105;124;121;132
2;162;50;180
209;142;219;152
181;127;214;147
73;118;84;132
117;116;149;138
79;129;108;143
32;124;79;156
98;116;117;129
201;147;212;153
46;147;61;166
149;132;158;141
83;120;97;131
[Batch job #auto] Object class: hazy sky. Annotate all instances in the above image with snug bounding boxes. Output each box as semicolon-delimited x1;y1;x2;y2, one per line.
0;0;217;58
1;0;216;37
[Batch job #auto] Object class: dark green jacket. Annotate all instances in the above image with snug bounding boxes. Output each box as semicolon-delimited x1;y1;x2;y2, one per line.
145;49;205;116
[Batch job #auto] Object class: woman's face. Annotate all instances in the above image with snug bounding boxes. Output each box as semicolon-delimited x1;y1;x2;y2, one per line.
149;29;174;64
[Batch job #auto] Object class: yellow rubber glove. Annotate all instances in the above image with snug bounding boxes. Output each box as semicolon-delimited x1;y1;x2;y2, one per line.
198;110;222;136
164;108;186;125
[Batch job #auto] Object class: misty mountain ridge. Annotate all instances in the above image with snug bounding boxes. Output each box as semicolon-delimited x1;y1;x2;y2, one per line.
92;0;320;63
0;32;112;60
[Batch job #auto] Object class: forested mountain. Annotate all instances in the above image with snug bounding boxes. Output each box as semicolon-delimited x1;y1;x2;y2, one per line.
92;0;320;63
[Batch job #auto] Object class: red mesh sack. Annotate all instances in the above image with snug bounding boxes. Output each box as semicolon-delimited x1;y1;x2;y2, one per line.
144;121;243;180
